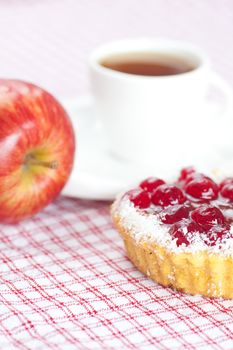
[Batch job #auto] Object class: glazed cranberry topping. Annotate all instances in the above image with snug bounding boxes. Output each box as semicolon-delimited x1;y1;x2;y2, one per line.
170;226;190;247
140;177;165;192
219;177;233;190
178;166;196;182
151;185;186;207
184;176;218;200
160;204;190;224
204;225;231;247
220;184;233;202
128;189;151;209
191;205;225;230
184;172;206;185
187;221;204;234
127;168;232;247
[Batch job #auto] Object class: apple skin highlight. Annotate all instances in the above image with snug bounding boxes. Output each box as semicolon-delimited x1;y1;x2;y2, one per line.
0;79;75;223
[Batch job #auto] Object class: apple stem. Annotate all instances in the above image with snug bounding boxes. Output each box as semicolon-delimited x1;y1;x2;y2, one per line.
25;154;58;169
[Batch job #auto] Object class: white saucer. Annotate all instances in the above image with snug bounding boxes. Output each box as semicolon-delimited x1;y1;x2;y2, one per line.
61;96;153;200
61;96;233;200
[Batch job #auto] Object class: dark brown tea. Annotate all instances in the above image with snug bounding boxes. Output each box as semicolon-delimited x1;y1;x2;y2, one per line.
100;52;196;76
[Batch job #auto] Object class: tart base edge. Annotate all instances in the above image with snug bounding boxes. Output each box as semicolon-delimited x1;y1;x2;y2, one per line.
112;214;233;299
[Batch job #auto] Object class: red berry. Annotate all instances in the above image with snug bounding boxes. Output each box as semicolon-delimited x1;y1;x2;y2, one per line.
151;185;186;207
220;184;233;202
170;226;190;247
185;173;205;185
160;204;190;224
179;170;207;188
178;166;196;182
191;205;225;230
174;221;203;245
186;221;203;234
140;177;165;192
204;225;230;246
128;189;151;209
219;177;233;190
184;176;218;200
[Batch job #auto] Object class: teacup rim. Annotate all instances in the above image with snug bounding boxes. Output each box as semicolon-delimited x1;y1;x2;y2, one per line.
89;37;210;80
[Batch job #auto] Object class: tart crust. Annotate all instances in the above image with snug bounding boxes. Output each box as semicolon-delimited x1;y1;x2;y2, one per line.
112;214;233;299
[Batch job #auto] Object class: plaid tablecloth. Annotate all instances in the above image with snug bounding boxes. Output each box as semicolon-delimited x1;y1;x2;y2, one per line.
1;0;233;349
1;197;233;350
0;198;233;350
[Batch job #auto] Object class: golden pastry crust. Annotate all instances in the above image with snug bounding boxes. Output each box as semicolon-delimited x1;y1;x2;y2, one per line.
112;214;233;299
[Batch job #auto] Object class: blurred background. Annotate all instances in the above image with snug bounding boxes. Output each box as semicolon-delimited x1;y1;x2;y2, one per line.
0;0;232;99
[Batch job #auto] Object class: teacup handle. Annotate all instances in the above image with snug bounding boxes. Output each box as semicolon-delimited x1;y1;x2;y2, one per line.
208;71;233;157
209;71;233;120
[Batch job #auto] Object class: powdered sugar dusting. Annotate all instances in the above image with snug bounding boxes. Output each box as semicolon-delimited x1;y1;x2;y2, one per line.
112;195;233;256
112;195;169;243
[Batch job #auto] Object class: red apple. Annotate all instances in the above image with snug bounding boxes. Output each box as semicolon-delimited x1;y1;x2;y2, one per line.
0;79;75;223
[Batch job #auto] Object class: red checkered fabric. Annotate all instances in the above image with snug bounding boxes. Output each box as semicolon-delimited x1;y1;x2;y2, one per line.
1;197;233;350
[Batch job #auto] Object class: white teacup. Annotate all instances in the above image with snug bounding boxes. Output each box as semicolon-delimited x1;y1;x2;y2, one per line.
89;38;232;172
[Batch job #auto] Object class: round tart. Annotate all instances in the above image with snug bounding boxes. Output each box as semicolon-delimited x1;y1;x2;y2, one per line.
111;168;233;298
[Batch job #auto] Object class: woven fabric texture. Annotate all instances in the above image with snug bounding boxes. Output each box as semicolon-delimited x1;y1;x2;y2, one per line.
1;198;233;350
